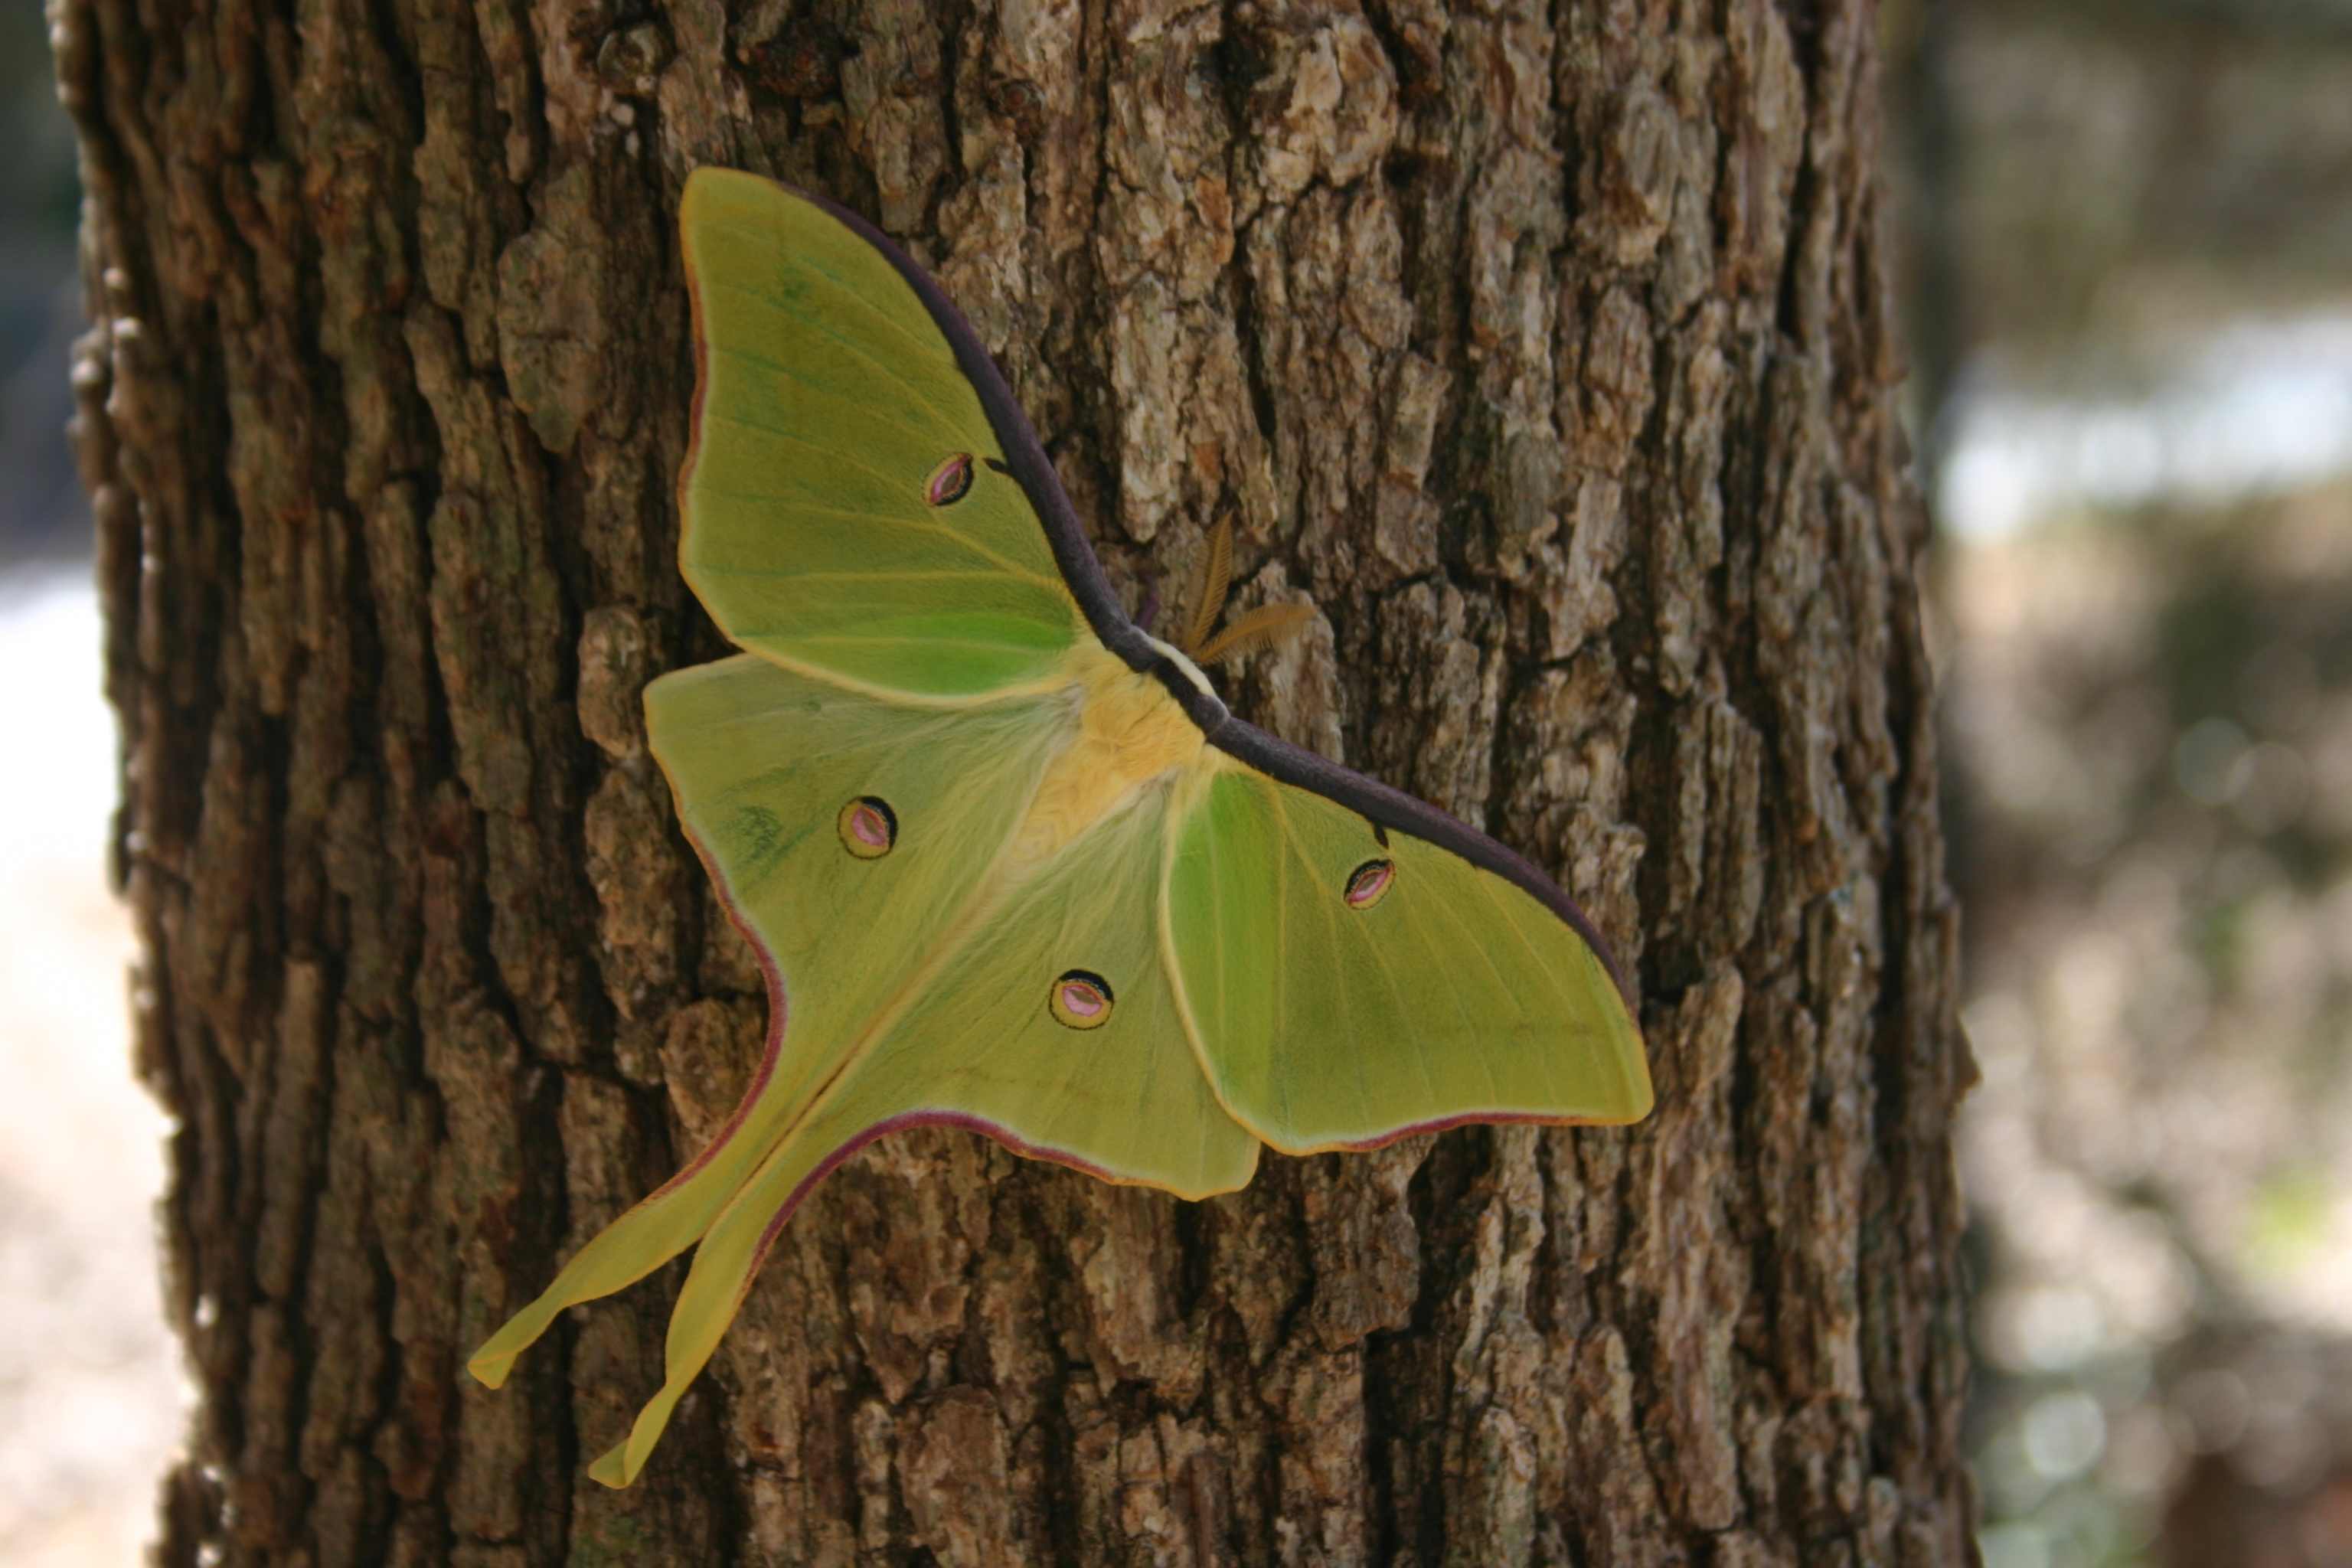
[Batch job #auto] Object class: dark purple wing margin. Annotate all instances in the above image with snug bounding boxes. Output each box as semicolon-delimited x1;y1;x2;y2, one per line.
764;175;1637;1013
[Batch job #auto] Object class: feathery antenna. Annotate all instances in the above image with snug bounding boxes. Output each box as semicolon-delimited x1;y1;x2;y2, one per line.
1194;602;1315;666
1179;519;1233;659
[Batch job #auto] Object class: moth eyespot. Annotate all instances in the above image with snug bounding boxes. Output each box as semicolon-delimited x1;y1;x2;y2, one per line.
1344;859;1394;911
1048;969;1114;1031
925;452;975;506
837;796;898;858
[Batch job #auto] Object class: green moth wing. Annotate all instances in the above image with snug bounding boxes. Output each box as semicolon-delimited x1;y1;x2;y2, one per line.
679;169;1083;700
1167;764;1651;1153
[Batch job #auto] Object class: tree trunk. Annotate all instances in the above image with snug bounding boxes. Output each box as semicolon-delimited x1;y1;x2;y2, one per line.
55;0;1974;1563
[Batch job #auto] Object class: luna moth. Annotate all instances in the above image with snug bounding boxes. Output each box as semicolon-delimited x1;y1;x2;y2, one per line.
468;166;1654;1488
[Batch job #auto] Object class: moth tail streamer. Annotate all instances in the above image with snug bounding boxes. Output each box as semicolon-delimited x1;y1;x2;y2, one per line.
466;1126;763;1393
466;1043;820;1393
583;1119;848;1488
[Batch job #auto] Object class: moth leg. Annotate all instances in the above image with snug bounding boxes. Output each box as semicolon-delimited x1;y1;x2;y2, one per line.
1135;570;1161;635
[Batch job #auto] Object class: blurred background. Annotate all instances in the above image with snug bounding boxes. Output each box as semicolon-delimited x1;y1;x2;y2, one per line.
3;2;2348;1563
0;8;185;1568
1895;3;2352;1566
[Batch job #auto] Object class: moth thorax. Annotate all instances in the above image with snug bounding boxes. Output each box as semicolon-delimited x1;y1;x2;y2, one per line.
1004;647;1205;872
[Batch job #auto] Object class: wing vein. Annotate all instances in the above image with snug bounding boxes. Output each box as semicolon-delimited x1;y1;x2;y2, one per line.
688;490;1067;594
1259;784;1451;1137
1472;872;1575;1106
698;273;967;428
704;341;960;451
1395;874;1507;1106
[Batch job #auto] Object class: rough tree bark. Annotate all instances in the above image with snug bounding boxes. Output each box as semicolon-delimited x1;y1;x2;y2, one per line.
54;0;1973;1563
